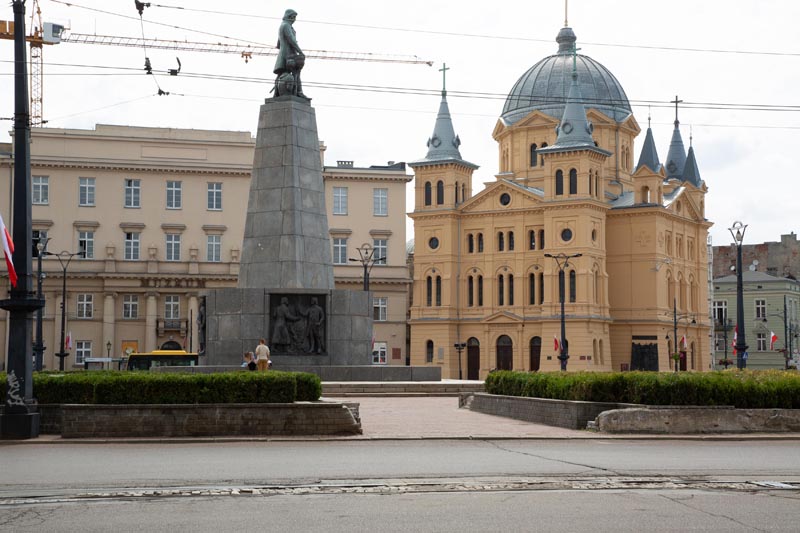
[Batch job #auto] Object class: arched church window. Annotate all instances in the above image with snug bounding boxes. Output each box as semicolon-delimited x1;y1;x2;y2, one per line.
508;274;514;306
569;270;577;302
467;234;474;253
455;181;459;204
508;231;515;251
569;168;577;194
478;275;484;306
468;276;474;307
529;273;536;305
478;233;484;253
436;181;444;205
538;229;545;250
498;275;504;306
555;170;564;196
498;232;504;252
424;182;432;206
435;276;442;306
426;276;432;307
462;183;466;202
530;144;538;167
529;230;536;250
426;340;434;363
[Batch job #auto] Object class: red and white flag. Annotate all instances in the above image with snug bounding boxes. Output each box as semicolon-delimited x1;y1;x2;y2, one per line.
0;212;16;287
554;336;560;352
680;335;687;349
65;331;72;351
732;325;738;355
770;331;778;350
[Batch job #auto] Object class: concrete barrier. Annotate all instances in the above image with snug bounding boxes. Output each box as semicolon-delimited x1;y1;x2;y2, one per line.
594;406;800;434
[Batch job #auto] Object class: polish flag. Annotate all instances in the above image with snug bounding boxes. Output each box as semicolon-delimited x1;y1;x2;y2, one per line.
680;335;687;349
770;331;778;350
732;326;737;355
554;336;560;352
0;212;16;288
65;331;72;351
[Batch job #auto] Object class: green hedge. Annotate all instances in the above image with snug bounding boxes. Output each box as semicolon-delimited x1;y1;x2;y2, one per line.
0;370;322;404
485;370;800;409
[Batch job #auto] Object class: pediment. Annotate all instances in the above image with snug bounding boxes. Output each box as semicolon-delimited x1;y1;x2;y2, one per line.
512;110;560;129
632;163;665;179
482;310;524;323
459;179;544;214
672;187;704;222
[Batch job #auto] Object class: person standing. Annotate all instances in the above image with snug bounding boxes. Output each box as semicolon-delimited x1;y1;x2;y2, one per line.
255;338;271;371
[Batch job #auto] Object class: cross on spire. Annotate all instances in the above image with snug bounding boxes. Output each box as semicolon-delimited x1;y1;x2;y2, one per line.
670;95;683;125
648;105;652;128
439;63;450;94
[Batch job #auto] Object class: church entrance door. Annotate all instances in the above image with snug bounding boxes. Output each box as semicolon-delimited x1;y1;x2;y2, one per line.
496;335;513;371
467;337;480;380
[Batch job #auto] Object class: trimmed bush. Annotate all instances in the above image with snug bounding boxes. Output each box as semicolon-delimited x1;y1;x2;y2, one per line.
294;372;322;401
485;370;800;409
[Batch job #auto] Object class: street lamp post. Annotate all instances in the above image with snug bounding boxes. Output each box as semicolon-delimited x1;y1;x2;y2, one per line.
47;249;85;371
728;221;748;369
453;342;466;380
544;252;582;371
721;318;733;369
33;238;50;371
349;243;383;292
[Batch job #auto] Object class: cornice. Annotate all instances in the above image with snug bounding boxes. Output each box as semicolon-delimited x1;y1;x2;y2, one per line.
31;159;251;176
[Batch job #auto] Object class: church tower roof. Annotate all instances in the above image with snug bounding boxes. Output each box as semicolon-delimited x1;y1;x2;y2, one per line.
682;144;703;187
636;123;661;173
665;97;687;179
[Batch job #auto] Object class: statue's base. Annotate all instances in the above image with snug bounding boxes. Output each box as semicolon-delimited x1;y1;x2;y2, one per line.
0;412;40;440
268;94;311;104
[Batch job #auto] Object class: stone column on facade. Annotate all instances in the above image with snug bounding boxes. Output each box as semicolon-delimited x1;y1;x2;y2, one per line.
145;292;158;352
102;293;116;361
188;293;199;354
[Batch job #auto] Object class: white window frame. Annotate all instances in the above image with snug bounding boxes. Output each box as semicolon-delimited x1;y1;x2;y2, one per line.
756;333;767;351
333;187;348;215
79;177;96;206
333;237;347;265
123;294;139;319
125;178;141;208
714;332;726;351
124;232;140;260
78;231;94;259
33;230;48;252
166;180;182;209
373;296;388;322
373;188;388;216
755;299;766;319
165;295;180;320
207;234;221;262
372;341;388;365
77;293;93;319
372;238;387;266
32;176;49;205
166;233;181;261
75;341;91;365
207;182;222;210
712;300;727;324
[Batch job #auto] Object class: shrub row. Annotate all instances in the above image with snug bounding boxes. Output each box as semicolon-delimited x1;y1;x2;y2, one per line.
485;370;800;409
0;370;322;404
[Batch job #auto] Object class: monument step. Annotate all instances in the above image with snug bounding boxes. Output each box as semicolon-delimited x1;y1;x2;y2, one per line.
322;381;485;397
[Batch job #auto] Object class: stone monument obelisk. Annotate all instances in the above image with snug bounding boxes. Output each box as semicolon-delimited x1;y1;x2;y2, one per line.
200;9;372;368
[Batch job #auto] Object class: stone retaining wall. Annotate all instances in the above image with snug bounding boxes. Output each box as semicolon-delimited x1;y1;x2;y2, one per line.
461;393;629;430
595;407;800;434
154;365;442;382
60;402;362;438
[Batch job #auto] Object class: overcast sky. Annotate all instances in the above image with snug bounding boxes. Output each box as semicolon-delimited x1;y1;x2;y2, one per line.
2;0;798;247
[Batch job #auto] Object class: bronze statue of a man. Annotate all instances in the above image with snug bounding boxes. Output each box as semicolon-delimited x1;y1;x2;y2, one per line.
273;9;306;98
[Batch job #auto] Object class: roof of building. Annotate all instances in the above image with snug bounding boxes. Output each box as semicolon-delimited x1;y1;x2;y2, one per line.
410;91;478;169
636;126;662;173
501;27;632;126
681;145;703;187
665;120;687;180
714;270;796;284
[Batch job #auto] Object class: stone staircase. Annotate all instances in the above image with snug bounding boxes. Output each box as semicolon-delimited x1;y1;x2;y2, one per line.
322;381;485;397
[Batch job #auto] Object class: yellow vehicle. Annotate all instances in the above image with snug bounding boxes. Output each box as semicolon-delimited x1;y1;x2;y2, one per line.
125;350;199;370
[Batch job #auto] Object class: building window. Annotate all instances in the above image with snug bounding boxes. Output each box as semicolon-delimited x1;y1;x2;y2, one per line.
125;178;141;208
166;234;181;261
207;182;222;210
477;233;484;253
508;274;514;306
756;333;767;352
714;333;726;351
124;232;140;260
478;275;484;306
373;188;388;216
529;230;536;250
372;342;387;364
569;270;576;302
78;231;94;259
426;276;432;306
468;276;474;307
508;231;515;251
32;176;49;205
555;170;564;196
569;168;577;194
424;182;432;206
207;235;221;262
79;177;95;206
123;295;139;319
435;276;442;306
373;297;387;321
75;341;91;365
529;273;536;305
539;229;545;249
468;234;474;253
498;232;504;252
77;293;93;319
333;187;348;215
755;299;766;319
32;230;48;253
165;295;180;319
530;144;538;167
426;340;434;363
436;181;444;205
712;300;727;324
538;273;544;304
498;275;504;306
373;238;387;265
332;237;347;265
166;180;182;209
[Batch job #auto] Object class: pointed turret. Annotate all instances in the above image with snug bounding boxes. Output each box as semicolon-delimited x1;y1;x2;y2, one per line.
636;126;661;173
423;90;464;162
682;145;702;187
665;121;687;179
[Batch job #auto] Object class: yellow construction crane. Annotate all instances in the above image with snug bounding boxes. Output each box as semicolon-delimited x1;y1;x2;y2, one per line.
0;1;432;126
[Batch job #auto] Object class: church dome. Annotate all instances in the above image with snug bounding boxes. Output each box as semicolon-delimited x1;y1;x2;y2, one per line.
501;27;632;125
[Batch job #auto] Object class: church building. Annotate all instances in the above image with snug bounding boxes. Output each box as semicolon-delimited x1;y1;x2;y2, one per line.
408;25;712;378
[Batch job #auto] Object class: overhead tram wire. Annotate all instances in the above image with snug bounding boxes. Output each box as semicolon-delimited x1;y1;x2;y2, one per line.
142;3;800;59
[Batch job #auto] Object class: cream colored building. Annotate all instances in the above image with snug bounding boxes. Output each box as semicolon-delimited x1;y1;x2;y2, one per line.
0;124;410;369
408;26;712;378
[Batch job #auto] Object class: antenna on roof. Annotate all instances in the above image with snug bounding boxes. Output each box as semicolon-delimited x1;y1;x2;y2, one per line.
565;0;569;27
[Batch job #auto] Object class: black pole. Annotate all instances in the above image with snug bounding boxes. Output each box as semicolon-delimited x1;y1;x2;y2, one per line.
56;260;69;371
559;271;567;371
673;298;679;372
784;295;789;370
0;0;43;439
363;262;369;292
734;239;748;369
722;319;730;369
33;239;48;371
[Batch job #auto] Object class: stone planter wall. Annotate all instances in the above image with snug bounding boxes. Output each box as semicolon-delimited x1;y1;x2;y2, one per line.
594;406;800;434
